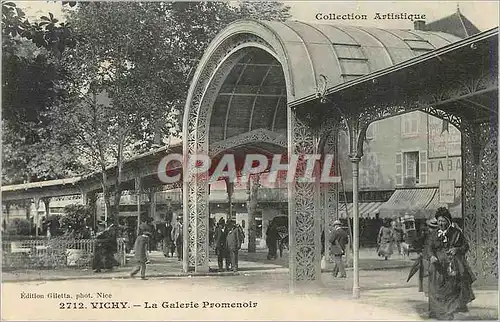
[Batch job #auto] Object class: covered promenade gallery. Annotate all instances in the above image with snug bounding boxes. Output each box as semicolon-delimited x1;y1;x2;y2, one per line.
2;18;497;298
183;18;498;297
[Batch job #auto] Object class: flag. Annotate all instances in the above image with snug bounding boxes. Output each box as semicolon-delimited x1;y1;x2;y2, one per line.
441;119;449;134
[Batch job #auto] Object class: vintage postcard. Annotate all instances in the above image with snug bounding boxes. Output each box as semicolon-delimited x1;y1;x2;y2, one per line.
1;0;498;320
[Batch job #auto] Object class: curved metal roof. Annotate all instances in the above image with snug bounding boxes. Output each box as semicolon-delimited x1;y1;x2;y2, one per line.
213;19;460;101
192;19;463;144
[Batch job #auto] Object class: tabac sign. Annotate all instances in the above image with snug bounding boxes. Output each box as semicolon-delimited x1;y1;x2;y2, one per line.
439;179;456;204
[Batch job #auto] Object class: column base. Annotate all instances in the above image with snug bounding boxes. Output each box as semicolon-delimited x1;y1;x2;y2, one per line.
352;286;360;299
194;265;210;273
288;279;324;294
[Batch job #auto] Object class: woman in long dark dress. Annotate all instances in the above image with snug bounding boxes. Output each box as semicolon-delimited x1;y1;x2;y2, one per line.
427;207;476;320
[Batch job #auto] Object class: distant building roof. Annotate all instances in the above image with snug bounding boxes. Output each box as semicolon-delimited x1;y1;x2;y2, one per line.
424;8;481;38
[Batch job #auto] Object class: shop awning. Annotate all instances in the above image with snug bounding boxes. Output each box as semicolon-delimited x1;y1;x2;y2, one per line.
378;188;436;219
338;202;385;219
378;188;462;219
425;187;462;218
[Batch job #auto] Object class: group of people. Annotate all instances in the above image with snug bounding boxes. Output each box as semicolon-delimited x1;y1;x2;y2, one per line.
213;218;245;272
114;208;478;319
377;218;406;260
156;216;183;261
416;207;476;320
129;216;184;280
131;216;244;278
324;208;476;320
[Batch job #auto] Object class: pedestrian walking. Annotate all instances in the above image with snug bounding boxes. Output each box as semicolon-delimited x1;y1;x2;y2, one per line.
171;216;183;261
329;219;348;278
225;220;243;272
130;231;151;280
377;218;395;260
392;218;404;255
427;207;475;320
163;221;175;257
266;224;278;260
214;218;229;271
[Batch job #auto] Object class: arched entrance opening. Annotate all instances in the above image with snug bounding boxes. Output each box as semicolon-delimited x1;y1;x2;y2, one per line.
182;21;293;275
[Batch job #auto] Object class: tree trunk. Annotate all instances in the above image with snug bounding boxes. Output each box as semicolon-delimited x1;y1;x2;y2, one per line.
111;137;126;226
87;192;98;230
112;187;122;225
25;200;31;228
101;171;112;225
247;174;260;253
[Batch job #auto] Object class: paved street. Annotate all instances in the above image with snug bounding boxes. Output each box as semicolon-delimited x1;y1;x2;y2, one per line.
2;271;497;321
2;248;415;282
240;247;417;271
2;249;497;320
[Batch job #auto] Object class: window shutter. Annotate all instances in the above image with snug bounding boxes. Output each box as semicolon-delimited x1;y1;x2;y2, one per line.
411;117;418;134
419;151;427;185
396;153;403;186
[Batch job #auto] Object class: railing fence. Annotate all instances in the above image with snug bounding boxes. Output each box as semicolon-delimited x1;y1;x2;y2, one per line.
2;238;126;270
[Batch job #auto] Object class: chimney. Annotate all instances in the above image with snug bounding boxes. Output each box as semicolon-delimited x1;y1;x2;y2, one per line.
414;20;426;31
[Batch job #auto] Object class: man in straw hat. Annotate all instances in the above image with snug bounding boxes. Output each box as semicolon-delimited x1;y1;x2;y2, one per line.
329;219;348;278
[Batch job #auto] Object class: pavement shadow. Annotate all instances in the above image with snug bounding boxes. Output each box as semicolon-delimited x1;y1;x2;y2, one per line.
236;266;285;272
207;266;283;273
405;299;498;321
405;299;430;319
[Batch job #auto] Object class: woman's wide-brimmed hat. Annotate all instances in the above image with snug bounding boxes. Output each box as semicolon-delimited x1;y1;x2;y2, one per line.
333;219;342;226
434;207;452;223
426;218;438;228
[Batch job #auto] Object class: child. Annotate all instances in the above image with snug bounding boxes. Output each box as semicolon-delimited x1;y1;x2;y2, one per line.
130;231;151;280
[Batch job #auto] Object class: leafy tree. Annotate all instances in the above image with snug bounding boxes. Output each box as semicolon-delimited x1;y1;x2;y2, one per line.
1;2;81;185
60;204;93;239
54;2;187;224
2;1;291;225
5;218;31;236
53;1;290;224
236;0;291;21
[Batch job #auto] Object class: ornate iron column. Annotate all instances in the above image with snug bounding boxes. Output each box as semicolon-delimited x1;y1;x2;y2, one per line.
321;126;340;270
225;178;234;221
287;110;322;291
462;120;498;284
350;156;360;298
183;39;253;274
33;197;40;237
134;177;142;235
42;198;51;228
345;117;367;299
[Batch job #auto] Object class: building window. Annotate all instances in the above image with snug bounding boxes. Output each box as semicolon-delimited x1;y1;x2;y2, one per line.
403;151;420;185
402;113;419;137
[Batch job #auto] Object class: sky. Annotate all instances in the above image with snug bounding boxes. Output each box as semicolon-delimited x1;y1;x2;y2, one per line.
14;1;499;31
